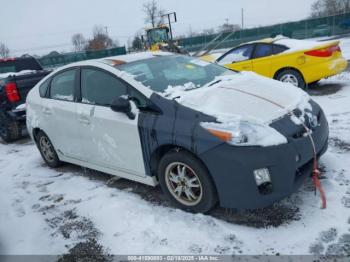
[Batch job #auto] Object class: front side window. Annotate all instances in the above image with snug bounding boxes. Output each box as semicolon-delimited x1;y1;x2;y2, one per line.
253;44;273;59
50;69;76;101
81;68;128;106
218;45;254;64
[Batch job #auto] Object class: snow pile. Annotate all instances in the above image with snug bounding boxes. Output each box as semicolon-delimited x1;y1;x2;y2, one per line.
162;72;311;146
164;72;309;120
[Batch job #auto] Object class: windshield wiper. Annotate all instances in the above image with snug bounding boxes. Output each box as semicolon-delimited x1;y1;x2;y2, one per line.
207;79;222;87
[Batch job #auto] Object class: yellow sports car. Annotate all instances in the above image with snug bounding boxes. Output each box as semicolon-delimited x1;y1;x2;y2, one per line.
201;37;348;88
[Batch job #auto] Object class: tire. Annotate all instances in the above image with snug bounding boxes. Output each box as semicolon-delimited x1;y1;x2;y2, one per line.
0;112;21;143
36;131;62;168
276;69;306;89
158;150;218;213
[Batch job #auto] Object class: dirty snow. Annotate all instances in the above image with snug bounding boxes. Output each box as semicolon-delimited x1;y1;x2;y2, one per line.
1;71;350;256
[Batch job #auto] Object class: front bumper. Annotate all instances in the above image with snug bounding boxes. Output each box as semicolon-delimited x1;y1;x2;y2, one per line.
199;107;329;209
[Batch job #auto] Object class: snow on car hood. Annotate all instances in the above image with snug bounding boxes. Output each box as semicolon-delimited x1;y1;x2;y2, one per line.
163;71;310;124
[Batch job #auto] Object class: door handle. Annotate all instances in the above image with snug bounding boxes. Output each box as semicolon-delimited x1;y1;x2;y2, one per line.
79;115;91;125
242;66;251;70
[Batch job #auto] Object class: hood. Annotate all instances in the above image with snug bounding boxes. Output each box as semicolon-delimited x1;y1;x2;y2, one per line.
163;72;310;124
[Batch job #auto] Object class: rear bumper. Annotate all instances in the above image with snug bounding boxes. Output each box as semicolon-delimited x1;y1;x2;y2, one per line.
304;57;348;83
199;109;329;209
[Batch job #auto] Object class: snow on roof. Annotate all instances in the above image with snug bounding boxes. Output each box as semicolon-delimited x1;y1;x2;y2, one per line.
0;70;37;79
99;51;173;65
274;37;338;53
244;36;339;54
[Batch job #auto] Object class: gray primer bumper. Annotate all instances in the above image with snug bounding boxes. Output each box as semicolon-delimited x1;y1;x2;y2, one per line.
198;108;329;209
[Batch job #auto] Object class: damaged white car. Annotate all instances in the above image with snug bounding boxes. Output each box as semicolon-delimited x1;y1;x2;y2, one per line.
26;52;329;213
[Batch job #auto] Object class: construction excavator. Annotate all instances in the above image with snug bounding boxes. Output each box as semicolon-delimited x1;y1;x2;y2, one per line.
144;25;188;55
143;21;236;58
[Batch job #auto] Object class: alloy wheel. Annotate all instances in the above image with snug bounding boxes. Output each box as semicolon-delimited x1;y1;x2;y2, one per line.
165;162;203;206
39;136;55;163
280;74;299;87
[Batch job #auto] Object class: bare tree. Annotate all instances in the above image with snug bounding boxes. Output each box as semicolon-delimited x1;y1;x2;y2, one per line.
143;0;165;27
72;33;86;52
311;0;350;17
86;25;114;51
0;42;10;58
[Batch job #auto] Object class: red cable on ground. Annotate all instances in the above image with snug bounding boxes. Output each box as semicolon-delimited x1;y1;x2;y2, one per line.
312;158;327;209
299;120;327;209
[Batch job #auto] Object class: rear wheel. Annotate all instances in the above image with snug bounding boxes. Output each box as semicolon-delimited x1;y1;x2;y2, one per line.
36;131;62;168
276;69;305;89
158;150;217;213
0;112;21;143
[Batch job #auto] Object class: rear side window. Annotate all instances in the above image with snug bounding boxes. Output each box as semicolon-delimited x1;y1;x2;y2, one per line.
39;79;50;98
81;68;128;106
50;69;76;101
218;45;254;64
273;44;289;54
253;44;273;59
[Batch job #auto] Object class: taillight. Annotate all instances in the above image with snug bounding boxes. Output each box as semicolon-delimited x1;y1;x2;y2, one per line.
5;82;20;102
304;45;341;57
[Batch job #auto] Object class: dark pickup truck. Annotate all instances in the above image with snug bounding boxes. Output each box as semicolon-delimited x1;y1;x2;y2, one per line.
0;57;51;142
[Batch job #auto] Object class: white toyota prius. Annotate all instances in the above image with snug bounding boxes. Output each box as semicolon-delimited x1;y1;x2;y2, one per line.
26;52;329;213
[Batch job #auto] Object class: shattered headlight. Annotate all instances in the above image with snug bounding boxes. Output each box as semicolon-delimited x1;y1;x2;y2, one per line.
201;120;287;147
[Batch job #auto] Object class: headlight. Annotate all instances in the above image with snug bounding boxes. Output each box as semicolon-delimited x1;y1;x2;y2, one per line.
201;120;287;147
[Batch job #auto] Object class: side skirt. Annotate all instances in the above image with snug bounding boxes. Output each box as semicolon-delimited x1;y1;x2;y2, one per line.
59;155;159;187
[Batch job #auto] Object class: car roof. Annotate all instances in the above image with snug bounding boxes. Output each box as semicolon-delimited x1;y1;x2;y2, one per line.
98;51;174;66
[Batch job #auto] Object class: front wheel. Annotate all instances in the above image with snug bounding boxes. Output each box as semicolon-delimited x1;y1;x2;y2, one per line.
276;69;305;89
158;150;218;213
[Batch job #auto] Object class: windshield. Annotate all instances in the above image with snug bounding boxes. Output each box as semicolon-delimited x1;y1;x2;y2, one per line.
116;55;234;93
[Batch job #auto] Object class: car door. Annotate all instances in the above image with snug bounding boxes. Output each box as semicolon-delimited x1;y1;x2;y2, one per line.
251;43;274;78
77;67;146;177
216;44;254;71
40;68;81;158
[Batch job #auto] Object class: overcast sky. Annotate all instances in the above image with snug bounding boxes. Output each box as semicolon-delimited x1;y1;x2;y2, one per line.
1;0;314;56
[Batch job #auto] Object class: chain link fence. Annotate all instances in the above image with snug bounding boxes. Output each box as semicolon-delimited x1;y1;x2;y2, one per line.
178;12;350;52
38;46;127;69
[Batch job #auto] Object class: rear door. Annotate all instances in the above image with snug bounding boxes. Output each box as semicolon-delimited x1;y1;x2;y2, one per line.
77;67;146;177
217;44;254;71
251;43;274;77
41;68;81;158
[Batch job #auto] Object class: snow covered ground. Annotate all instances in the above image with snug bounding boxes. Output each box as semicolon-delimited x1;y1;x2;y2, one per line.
0;72;350;257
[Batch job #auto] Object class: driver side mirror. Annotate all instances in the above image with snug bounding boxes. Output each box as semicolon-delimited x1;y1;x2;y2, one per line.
110;96;135;120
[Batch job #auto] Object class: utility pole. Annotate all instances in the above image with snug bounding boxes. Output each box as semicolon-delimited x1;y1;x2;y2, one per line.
104;26;109;36
161;12;177;40
241;8;244;29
